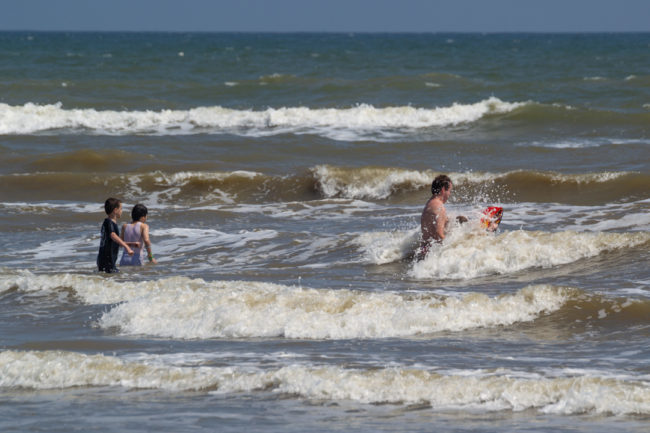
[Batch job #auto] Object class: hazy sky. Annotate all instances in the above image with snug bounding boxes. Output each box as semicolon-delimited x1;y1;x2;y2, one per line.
2;0;649;32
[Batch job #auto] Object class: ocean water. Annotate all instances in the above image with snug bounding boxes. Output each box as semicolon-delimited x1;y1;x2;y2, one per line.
1;32;649;432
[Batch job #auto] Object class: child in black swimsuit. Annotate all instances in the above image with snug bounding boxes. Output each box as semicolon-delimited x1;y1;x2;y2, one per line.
97;198;133;273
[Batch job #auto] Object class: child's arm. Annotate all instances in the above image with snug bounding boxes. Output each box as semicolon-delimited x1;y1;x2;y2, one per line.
141;223;157;264
111;232;134;256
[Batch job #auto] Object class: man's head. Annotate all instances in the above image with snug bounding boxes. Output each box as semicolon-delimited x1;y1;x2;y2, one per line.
431;175;452;201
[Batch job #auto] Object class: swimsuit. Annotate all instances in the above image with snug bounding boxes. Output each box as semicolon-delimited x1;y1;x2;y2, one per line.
97;218;120;273
120;222;144;266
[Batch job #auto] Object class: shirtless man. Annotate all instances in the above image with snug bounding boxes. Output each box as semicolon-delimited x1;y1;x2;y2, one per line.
419;174;453;258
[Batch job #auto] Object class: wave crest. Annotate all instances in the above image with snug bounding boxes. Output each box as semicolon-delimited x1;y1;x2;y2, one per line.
0;271;573;339
0;98;523;139
2;350;649;415
410;230;650;280
2;166;644;204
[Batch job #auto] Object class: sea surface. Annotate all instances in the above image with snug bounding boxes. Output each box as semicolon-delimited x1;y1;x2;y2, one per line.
0;32;649;432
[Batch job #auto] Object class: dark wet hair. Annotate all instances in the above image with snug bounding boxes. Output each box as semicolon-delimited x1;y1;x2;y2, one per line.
131;204;148;221
104;197;121;215
431;175;452;195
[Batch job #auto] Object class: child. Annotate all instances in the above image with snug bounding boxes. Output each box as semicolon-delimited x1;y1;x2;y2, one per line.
97;198;133;273
119;204;157;266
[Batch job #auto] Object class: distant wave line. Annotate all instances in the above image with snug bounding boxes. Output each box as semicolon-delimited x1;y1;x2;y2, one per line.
0;97;524;136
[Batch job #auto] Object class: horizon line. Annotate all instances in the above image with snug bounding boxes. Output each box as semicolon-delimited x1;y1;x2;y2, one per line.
2;29;650;35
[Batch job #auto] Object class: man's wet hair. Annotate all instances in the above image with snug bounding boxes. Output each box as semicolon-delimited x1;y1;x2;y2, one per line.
431;175;452;195
104;198;121;215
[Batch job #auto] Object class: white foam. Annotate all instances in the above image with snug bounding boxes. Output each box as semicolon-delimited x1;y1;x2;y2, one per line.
313;167;633;203
568;212;650;232
0;271;573;338
7;224;277;266
152;227;278;255
151;170;262;185
354;229;420;264
212;199;387;220
0;197;392;222
313;165;431;199
2;350;648;415
0;350;216;391
411;230;650;280
105;170;261;206
145;170;263;205
548;171;631;183
0;270;178;304
98;283;571;339
0;97;525;139
537;140;605;149
259;73;289;81
0;169;261;207
0;201;101;213
524;138;647;149
27;237;88;261
312;165;497;199
505;199;650;232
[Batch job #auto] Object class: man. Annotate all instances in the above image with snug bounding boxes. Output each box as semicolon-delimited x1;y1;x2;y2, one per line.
419;174;453;258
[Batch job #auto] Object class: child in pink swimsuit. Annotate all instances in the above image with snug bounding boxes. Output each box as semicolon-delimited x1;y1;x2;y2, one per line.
120;204;157;266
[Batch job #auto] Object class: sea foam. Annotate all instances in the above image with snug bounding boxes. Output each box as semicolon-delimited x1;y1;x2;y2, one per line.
98;283;573;339
354;228;420;264
0;98;524;139
410;230;650;280
0;270;573;339
312;165;496;200
2;350;649;415
0;271;573;339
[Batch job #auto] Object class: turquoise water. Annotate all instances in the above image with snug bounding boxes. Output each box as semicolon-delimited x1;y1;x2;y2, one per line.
2;32;649;110
0;32;649;432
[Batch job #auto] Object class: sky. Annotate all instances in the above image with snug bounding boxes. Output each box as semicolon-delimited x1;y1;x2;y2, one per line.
1;0;649;33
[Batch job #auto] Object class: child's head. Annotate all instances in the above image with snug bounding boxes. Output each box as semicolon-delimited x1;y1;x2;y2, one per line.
104;198;122;216
131;204;148;221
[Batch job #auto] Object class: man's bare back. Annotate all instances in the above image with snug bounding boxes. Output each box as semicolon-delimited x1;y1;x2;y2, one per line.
421;196;448;245
419;175;453;258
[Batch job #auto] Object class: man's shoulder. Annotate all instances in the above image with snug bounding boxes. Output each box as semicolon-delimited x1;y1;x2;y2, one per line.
426;197;444;211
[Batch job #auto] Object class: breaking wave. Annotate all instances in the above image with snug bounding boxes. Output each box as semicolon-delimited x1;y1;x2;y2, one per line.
2;350;649;415
410;230;650;280
2;166;644;205
0;98;523;139
3;271;649;340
